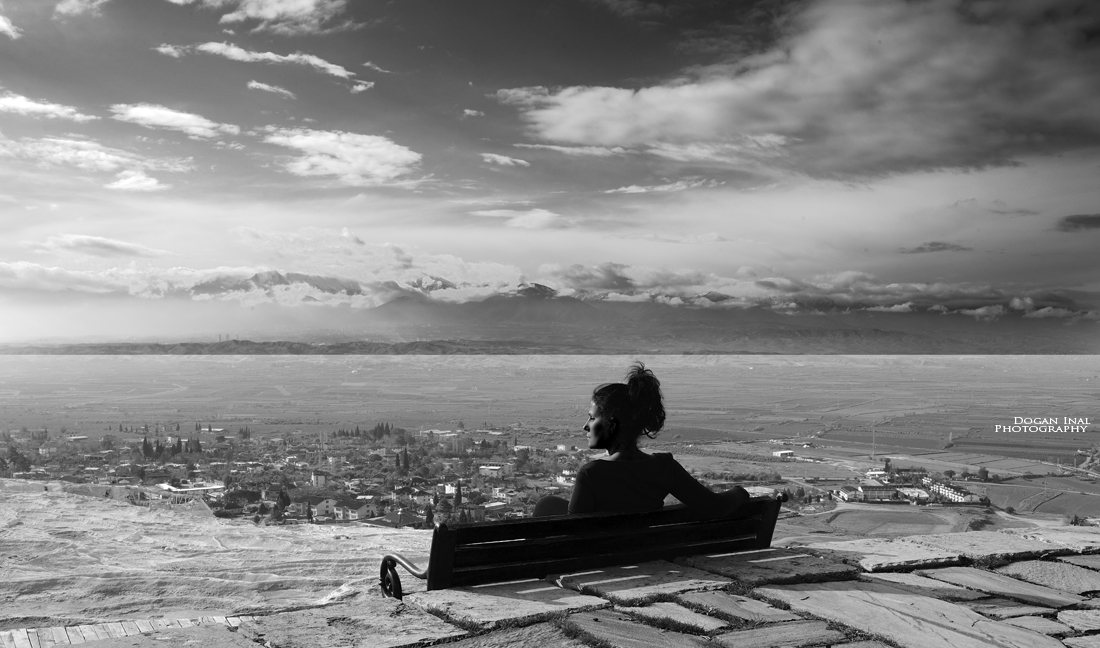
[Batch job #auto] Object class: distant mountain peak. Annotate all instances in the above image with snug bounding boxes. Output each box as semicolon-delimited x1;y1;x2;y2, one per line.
514;282;558;299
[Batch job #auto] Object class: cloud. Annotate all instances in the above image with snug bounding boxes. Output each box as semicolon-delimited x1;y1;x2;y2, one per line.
215;0;354;35
104;170;170;191
25;234;172;257
499;0;1100;177
262;127;422;186
463;109;485;117
470;208;573;229
898;241;974;254
958;305;1006;320
480;153;530;167
110;103;239;139
866;302;913;313
363;61;392;73
0;13;21;39
247;80;295;99
0;90;98;122
1024;307;1078;318
154;44;186;58
195;42;354;78
53;0;111;16
0;261;128;293
605;178;720;193
350;81;374;94
514;143;627;157
1055;214;1100;232
0;134;193;174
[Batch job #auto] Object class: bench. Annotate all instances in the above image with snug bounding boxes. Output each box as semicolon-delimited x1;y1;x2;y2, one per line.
379;494;785;599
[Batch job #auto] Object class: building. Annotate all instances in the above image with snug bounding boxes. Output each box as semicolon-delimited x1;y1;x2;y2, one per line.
858;480;897;501
773;450;794;459
479;462;514;478
921;477;980;503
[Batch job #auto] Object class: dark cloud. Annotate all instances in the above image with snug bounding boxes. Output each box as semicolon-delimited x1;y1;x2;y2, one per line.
550;262;636;291
1055;214;1100;231
898;241;974;254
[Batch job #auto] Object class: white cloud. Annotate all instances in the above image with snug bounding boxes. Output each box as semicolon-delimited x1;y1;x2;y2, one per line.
470;208;573;229
0;90;98;122
605;178;720;193
0;261;127;293
480;153;530;167
363;61;392;73
110;103;239;139
1023;307;1077;319
154;44;186;58
498;0;1100;177
958;305;1006;320
195;42;354;78
0;134;193;174
216;0;352;35
248;80;295;99
24;234;172;257
53;0;111;16
263;127;422;186
866;303;913;313
104;170;170;191
350;81;374;94
0;13;21;39
463;109;485;117
514;143;627;157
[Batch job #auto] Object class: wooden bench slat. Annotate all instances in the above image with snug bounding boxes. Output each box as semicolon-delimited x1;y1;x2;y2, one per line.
447;535;763;588
450;498;775;544
452;517;762;568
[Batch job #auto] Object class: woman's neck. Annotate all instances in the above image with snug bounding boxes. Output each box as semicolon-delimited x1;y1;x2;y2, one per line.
603;445;650;461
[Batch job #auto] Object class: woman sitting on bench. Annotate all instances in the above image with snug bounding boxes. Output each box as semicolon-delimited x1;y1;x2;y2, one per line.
535;362;748;517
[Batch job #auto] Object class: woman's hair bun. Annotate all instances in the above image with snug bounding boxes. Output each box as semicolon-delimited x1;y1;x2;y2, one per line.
625;362;665;437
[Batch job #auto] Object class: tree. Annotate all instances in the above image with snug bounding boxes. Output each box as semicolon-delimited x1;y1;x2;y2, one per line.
424;504;434;527
455;481;463;507
794;486;806;501
943;470;956;479
977;467;989;481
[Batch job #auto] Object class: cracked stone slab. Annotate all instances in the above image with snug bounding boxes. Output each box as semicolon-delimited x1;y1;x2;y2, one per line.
805;538;961;572
77;624;266;648
677;548;857;586
917;566;1085;608
996;560;1100;595
432;622;590;648
1001;615;1073;635
614;602;728;633
677;591;799;623
713;620;846;648
904;532;1063;561
961;598;1054;619
1057;609;1100;632
1061;555;1100;571
1065;637;1100;648
553;561;732;605
828;642;893;648
406;579;607;630
756;580;1063;648
1000;528;1100;554
859;572;986;601
562;610;711;648
236;600;467;648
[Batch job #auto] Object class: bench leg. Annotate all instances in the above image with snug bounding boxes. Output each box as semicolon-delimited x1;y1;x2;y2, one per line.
380;557;403;599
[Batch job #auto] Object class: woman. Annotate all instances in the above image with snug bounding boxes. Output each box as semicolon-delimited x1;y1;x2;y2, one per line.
535;362;748;517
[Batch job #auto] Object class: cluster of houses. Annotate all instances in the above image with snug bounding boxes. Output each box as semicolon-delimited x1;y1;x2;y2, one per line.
833;471;981;504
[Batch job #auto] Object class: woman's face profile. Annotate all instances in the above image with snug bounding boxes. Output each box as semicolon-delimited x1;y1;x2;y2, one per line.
584;401;612;450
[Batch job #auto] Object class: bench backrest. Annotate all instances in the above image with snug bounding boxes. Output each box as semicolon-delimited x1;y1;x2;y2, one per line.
425;495;781;590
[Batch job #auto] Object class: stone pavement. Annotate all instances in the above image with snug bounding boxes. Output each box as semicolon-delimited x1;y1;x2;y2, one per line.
9;527;1100;648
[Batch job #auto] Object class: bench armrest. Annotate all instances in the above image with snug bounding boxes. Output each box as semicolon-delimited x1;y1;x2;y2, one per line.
379;553;428;599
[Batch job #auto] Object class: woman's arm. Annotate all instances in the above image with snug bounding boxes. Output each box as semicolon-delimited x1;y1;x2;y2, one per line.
665;455;746;518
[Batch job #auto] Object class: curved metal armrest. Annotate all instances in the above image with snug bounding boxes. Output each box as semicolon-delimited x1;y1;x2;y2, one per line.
379;553;428;599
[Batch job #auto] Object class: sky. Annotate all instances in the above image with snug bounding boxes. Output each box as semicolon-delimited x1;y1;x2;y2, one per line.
1;0;1099;342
